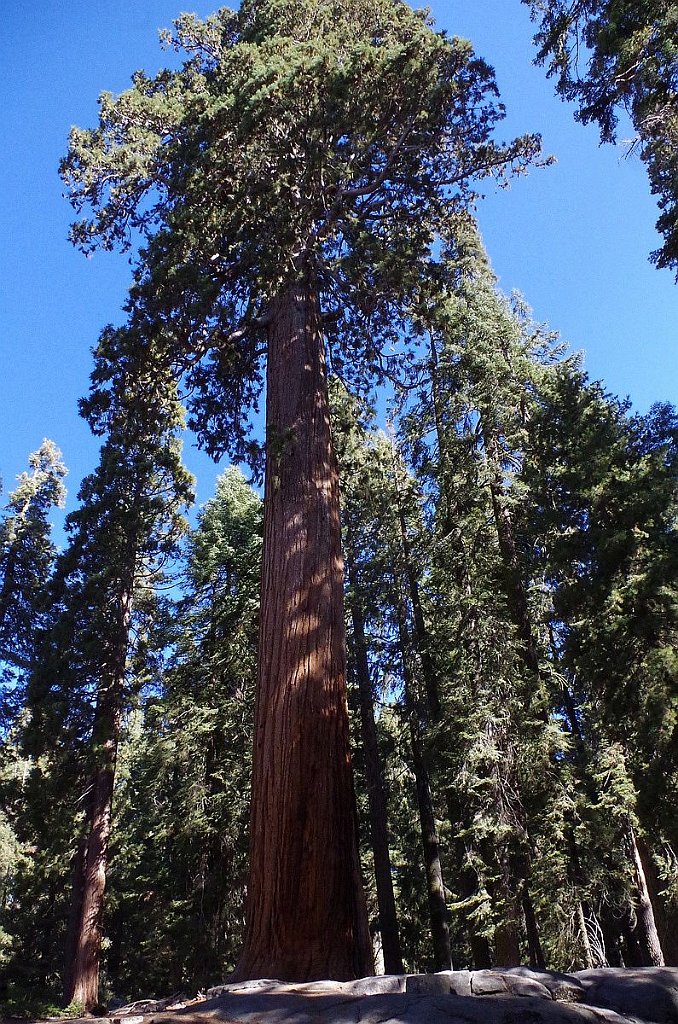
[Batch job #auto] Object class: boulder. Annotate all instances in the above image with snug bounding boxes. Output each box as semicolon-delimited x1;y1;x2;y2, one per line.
111;967;678;1024
502;967;586;1002
405;971;472;997
576;967;678;1023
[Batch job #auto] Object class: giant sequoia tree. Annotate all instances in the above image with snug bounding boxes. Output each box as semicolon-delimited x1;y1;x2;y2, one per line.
61;0;545;981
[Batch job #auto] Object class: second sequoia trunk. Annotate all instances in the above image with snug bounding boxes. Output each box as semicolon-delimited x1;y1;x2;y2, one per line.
234;273;372;981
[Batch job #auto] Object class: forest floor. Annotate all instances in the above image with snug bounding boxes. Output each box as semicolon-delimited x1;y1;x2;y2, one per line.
13;967;678;1024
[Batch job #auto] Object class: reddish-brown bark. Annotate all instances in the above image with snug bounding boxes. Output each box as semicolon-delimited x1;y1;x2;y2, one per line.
63;587;132;1010
637;836;678;965
233;274;372;982
63;681;124;1009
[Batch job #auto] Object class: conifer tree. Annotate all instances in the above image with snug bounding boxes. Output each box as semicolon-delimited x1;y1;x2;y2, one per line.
333;401;453;972
398;227;575;968
523;0;678;271
331;387;404;974
521;368;678;965
106;467;261;993
0;441;66;696
19;327;193;1010
61;0;544;980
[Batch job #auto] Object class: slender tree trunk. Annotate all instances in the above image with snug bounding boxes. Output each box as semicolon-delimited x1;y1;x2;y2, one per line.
394;596;451;971
626;823;665;966
636;837;678;965
576;901;595;969
63;648;127;1008
0;549;17;632
522;893;545;969
491;847;522;967
234;273;372;982
346;554;404;974
600;913;624;967
391;470;441;722
445;789;492;969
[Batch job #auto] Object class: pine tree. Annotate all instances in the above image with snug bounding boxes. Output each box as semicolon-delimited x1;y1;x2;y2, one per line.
105;467;261;995
521;368;678;966
0;441;66;700
17;326;193;1010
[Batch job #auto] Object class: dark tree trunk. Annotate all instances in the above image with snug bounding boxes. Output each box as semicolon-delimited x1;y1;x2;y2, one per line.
63;638;127;1010
600;913;624;967
392;482;441;722
491;849;522;967
0;549;17;632
620;908;644;967
445;789;492;969
522;893;545;969
394;598;451;972
494;920;521;967
63;830;89;1000
346;556;404;975
234;274;372;982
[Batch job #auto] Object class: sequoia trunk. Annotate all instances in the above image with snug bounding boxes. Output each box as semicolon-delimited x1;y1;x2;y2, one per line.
234;274;372;981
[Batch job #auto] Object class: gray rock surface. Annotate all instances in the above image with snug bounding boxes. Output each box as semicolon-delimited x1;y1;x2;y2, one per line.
576;968;678;1023
106;967;678;1024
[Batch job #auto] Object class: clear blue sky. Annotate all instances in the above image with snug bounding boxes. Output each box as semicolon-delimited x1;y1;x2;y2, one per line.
1;1;676;531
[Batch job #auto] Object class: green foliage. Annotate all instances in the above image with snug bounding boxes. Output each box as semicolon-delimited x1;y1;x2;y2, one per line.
524;0;678;271
103;468;261;995
1;1;673;985
0;440;67;715
61;0;546;465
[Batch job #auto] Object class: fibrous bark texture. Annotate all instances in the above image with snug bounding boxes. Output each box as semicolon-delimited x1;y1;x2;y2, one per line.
234;275;372;982
63;652;126;1010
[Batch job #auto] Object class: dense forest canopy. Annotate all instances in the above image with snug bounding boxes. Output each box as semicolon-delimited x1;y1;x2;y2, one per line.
0;0;676;1015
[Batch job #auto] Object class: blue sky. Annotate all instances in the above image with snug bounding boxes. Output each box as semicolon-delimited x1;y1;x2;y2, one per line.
1;0;676;531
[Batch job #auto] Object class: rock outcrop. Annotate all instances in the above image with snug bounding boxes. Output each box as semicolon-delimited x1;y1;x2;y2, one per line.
130;967;678;1024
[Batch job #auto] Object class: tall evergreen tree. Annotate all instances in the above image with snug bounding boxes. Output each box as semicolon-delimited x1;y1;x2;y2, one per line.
106;467;261;995
397;227;574;968
19;326;193;1010
60;0;544;980
521;368;678;965
0;441;67;700
332;387;405;975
